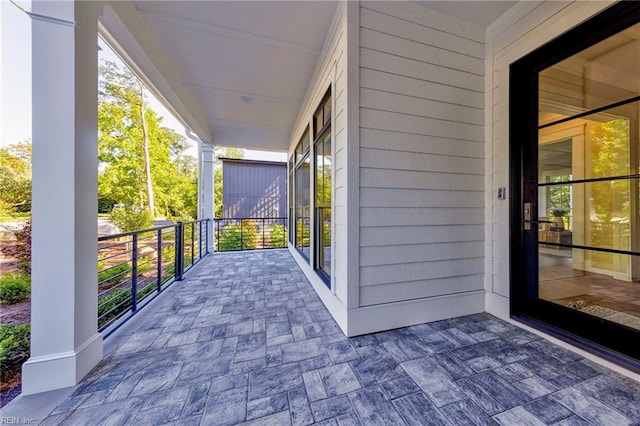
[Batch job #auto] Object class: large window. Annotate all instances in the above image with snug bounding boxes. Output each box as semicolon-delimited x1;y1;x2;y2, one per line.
314;91;332;283
288;153;295;244
294;129;310;261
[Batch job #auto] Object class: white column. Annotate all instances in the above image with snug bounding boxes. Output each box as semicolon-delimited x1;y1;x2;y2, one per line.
200;143;215;251
22;0;103;395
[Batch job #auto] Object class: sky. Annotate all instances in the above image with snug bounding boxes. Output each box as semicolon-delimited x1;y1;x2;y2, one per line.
0;0;286;162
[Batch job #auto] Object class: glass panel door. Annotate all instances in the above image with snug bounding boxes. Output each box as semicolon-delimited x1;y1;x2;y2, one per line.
511;4;640;363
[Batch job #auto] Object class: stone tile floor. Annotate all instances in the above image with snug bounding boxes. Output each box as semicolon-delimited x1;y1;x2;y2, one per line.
41;250;640;425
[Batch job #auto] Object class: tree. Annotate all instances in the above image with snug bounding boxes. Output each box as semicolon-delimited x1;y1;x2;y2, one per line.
0;142;32;215
214;147;244;218
98;60;198;220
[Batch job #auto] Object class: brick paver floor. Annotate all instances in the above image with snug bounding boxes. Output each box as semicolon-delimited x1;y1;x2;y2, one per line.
42;250;640;425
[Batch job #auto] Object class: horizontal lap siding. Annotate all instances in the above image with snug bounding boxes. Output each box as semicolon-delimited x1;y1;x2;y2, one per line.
358;2;485;307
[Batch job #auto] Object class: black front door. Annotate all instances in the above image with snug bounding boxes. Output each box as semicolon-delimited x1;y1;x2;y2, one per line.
510;2;640;366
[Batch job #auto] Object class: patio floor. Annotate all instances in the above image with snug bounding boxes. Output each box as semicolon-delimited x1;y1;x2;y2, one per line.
40;249;640;425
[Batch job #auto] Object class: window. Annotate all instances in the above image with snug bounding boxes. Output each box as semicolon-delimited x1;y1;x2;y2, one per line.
293;129;310;261
314;90;332;283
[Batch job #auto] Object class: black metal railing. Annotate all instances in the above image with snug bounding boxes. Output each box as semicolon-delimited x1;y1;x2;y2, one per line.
214;217;287;251
97;219;209;335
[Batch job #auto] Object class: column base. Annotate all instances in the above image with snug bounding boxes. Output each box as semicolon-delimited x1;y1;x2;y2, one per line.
21;333;103;395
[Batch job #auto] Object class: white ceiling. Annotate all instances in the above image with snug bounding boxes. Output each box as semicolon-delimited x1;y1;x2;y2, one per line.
101;1;516;152
414;1;517;27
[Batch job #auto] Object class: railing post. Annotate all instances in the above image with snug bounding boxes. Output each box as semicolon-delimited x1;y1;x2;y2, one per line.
206;219;210;254
199;220;203;259
176;222;184;281
191;221;195;266
131;234;138;313
240;219;244;250
262;218;266;249
216;219;219;252
157;228;162;292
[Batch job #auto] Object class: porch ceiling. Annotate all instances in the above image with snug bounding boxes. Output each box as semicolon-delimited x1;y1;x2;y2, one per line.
101;0;339;151
100;1;515;152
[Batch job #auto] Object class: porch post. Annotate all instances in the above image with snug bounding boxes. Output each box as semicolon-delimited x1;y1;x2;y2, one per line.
22;0;103;394
200;143;215;251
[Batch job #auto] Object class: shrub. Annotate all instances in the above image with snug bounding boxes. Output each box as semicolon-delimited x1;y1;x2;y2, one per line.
111;206;153;232
218;220;258;251
0;220;31;274
97;262;130;286
0;323;30;382
0;273;30;304
98;288;131;327
98;196;117;214
269;223;286;248
98;282;158;329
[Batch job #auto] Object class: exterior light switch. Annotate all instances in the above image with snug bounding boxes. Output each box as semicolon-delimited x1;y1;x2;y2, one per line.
497;187;506;200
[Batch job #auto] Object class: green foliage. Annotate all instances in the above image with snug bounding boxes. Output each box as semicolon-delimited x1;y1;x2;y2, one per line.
110;206;153;232
0;220;32;274
0;323;30;381
269;223;287;248
0;273;30;304
588;118;630;270
98;196;117;214
98;282;157;329
295;219;310;249
98;288;131;327
218;220;258;251
0;142;32;214
98;262;130;286
98;60;198;220
162;262;176;282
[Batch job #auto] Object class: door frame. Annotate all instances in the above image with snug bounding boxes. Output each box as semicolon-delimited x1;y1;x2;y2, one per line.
509;1;640;369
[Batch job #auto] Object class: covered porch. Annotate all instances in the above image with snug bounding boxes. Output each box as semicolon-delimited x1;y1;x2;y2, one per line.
15;0;640;410
6;249;640;424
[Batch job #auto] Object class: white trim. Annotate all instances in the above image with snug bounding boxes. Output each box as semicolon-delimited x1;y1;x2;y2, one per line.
346;0;360;310
21;333;103;395
347;291;485;337
485;290;510;320
27;11;75;27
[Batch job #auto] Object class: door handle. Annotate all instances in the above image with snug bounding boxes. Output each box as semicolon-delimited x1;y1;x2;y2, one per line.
523;202;553;230
524;202;532;230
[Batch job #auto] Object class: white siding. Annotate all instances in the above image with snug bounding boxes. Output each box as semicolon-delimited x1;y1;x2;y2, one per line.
358;2;486;308
485;0;615;315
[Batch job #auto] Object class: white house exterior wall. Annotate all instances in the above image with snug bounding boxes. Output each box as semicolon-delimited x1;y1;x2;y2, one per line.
348;2;486;334
484;0;616;318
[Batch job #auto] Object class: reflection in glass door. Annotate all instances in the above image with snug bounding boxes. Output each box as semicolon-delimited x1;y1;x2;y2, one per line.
511;3;640;363
538;102;640;331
